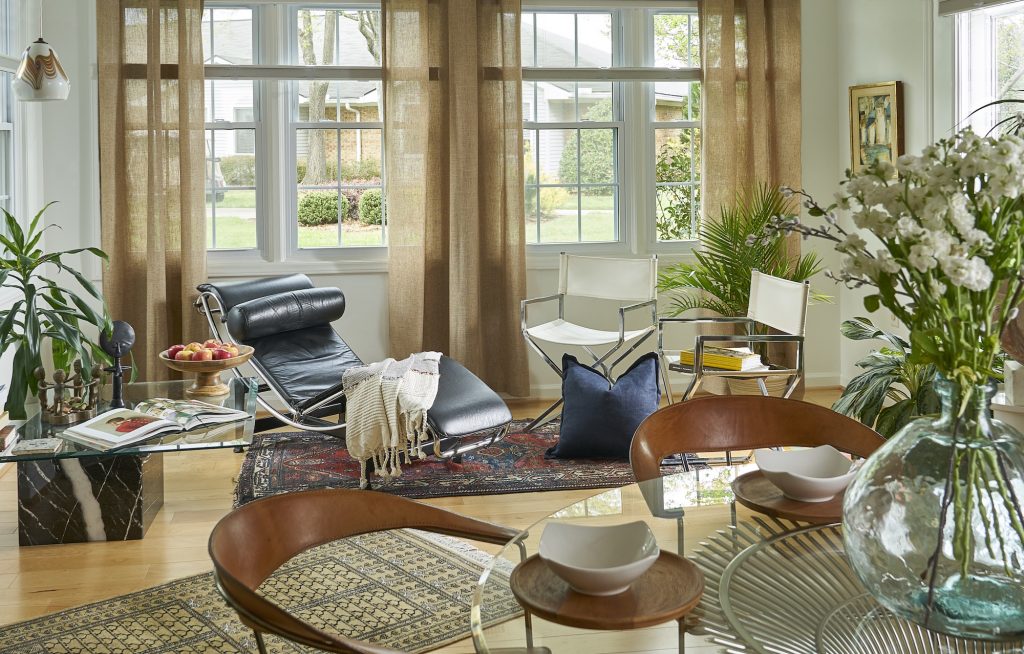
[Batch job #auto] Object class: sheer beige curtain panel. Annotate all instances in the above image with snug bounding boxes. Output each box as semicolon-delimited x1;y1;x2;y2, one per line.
700;0;803;392
383;0;530;396
97;0;207;380
700;0;802;218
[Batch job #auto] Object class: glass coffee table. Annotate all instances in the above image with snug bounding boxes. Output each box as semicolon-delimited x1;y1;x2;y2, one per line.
2;377;258;546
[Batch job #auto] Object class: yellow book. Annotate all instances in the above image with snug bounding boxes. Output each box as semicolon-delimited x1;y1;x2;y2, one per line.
680;346;764;371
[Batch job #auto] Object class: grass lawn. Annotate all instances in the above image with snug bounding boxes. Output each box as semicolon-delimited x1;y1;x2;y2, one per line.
217;189;256;208
208;200;613;249
555;194;615;211
527;210;615;243
207;215;384;250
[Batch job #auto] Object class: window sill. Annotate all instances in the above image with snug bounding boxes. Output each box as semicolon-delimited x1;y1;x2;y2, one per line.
206;241;700;277
207;252;388;278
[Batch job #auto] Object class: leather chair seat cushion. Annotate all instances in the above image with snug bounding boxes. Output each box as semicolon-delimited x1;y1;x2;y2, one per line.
227;288;346;341
547;352;660;460
428;357;513;439
246;325;363;410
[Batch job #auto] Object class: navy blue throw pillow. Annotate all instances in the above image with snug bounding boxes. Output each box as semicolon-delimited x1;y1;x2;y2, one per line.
546;352;660;460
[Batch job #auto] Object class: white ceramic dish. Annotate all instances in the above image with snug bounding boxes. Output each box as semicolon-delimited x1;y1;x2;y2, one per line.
538;521;660;596
754;445;861;503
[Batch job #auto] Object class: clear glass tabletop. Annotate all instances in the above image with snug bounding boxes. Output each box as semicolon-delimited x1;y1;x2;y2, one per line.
471;465;757;653
0;377;259;462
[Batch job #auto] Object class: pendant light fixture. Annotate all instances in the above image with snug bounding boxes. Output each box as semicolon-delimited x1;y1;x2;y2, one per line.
11;0;70;102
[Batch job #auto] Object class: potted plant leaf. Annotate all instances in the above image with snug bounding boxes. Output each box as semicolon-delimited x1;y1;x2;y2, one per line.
831;317;941;437
657;183;827;395
0;204;111;419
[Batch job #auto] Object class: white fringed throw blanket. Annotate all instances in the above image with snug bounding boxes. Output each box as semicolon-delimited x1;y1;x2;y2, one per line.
342;351;442;488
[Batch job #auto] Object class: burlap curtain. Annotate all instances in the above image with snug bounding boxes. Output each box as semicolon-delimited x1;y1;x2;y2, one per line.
700;0;802;217
382;0;530;396
700;0;803;392
97;0;206;380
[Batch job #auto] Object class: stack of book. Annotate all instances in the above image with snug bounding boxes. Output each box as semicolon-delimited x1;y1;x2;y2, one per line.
0;412;18;454
62;398;249;452
679;346;767;372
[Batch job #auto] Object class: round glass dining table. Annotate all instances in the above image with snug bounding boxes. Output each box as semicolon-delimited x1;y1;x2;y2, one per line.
470;465;755;654
470;467;1024;654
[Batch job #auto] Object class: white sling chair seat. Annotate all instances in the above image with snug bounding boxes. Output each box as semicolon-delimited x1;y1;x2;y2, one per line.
525;319;653;347
520;253;659;431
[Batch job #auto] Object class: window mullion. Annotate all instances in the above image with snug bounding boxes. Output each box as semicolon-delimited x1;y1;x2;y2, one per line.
262;3;288;262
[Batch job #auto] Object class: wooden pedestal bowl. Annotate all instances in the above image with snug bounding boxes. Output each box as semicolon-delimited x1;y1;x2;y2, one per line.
158;345;254;396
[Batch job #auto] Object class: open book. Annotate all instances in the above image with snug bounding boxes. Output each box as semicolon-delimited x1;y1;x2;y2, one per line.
62;398;248;452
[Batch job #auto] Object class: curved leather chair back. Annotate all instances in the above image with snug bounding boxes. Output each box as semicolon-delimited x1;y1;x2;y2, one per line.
630;395;884;482
209;488;518;653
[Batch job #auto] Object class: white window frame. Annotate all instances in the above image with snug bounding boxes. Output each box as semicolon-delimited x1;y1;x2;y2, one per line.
953;1;1024;134
206;1;387;277
0;0;20;235
523;1;701;259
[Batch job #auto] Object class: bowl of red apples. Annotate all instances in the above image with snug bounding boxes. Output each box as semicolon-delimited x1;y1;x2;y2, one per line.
158;339;254;396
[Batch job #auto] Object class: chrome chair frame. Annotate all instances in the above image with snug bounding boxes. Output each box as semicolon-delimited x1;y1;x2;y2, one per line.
521;295;657;431
658;317;805;404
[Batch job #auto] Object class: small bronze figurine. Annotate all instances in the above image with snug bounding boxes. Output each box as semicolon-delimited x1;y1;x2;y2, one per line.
36;362;101;425
100;320;135;410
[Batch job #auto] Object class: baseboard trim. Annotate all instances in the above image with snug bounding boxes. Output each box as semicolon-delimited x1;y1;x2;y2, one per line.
521;372;843;400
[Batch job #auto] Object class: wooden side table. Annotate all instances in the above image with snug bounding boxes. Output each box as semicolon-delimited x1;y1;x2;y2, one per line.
731;469;845;524
509;552;704;654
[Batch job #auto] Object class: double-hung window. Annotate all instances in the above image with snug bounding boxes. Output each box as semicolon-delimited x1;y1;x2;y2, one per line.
950;0;1024;134
522;2;701;250
0;0;18;223
203;2;384;267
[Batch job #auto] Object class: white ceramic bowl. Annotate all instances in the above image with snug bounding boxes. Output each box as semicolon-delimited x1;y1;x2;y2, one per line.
754;445;861;503
538;521;660;596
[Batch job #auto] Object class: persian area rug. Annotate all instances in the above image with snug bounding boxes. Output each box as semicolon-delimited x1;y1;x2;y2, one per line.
0;530;520;654
235;419;663;506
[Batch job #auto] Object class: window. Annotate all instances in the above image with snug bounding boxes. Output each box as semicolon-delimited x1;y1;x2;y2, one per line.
0;0;18;222
522;12;617;244
955;1;1024;134
653;12;701;242
522;4;701;248
203;3;384;260
203;7;257;251
293;9;383;248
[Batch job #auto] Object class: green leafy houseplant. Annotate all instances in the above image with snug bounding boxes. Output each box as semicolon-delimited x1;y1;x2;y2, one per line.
657;183;827;321
832;317;940;438
0;204;111;419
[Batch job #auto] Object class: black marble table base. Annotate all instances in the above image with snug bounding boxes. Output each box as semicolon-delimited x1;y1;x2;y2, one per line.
17;454;164;546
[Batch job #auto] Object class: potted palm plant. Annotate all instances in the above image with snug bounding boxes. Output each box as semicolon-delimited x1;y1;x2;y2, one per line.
657;183;826;395
0;204;111;418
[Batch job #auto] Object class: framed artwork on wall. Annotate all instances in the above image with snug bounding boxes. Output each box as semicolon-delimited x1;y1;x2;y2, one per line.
849;81;904;177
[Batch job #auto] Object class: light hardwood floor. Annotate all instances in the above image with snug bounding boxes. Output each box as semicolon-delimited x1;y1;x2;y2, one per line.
0;389;841;633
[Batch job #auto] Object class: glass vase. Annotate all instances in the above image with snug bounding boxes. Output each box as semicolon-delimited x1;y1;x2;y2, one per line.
842;377;1024;640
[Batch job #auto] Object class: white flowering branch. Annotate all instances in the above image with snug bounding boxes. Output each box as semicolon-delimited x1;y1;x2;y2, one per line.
751;129;1024;611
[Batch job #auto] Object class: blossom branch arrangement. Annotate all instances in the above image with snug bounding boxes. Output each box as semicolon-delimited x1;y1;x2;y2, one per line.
751;129;1024;620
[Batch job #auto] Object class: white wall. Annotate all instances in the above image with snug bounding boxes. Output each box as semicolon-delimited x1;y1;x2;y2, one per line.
831;0;955;383
30;0;958;398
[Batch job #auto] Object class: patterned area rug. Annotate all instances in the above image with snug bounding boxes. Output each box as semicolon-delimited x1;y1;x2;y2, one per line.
236;419;656;506
0;530;520;653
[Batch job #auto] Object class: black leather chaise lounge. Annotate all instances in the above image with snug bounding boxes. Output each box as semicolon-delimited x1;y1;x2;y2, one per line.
195;274;513;459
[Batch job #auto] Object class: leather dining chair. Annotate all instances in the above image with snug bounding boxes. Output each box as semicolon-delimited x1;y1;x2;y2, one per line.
630;395;884;482
209;488;521;654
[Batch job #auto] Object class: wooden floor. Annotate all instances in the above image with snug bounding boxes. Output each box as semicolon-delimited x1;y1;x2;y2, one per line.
0;389;841;637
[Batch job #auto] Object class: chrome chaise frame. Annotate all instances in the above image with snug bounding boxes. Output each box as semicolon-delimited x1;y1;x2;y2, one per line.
194;291;509;460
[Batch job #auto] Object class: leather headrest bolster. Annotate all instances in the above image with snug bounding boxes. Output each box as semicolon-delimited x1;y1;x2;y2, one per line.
226;287;346;341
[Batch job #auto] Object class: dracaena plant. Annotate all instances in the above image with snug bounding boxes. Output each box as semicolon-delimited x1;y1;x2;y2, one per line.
0;203;111;419
831;317;941;438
